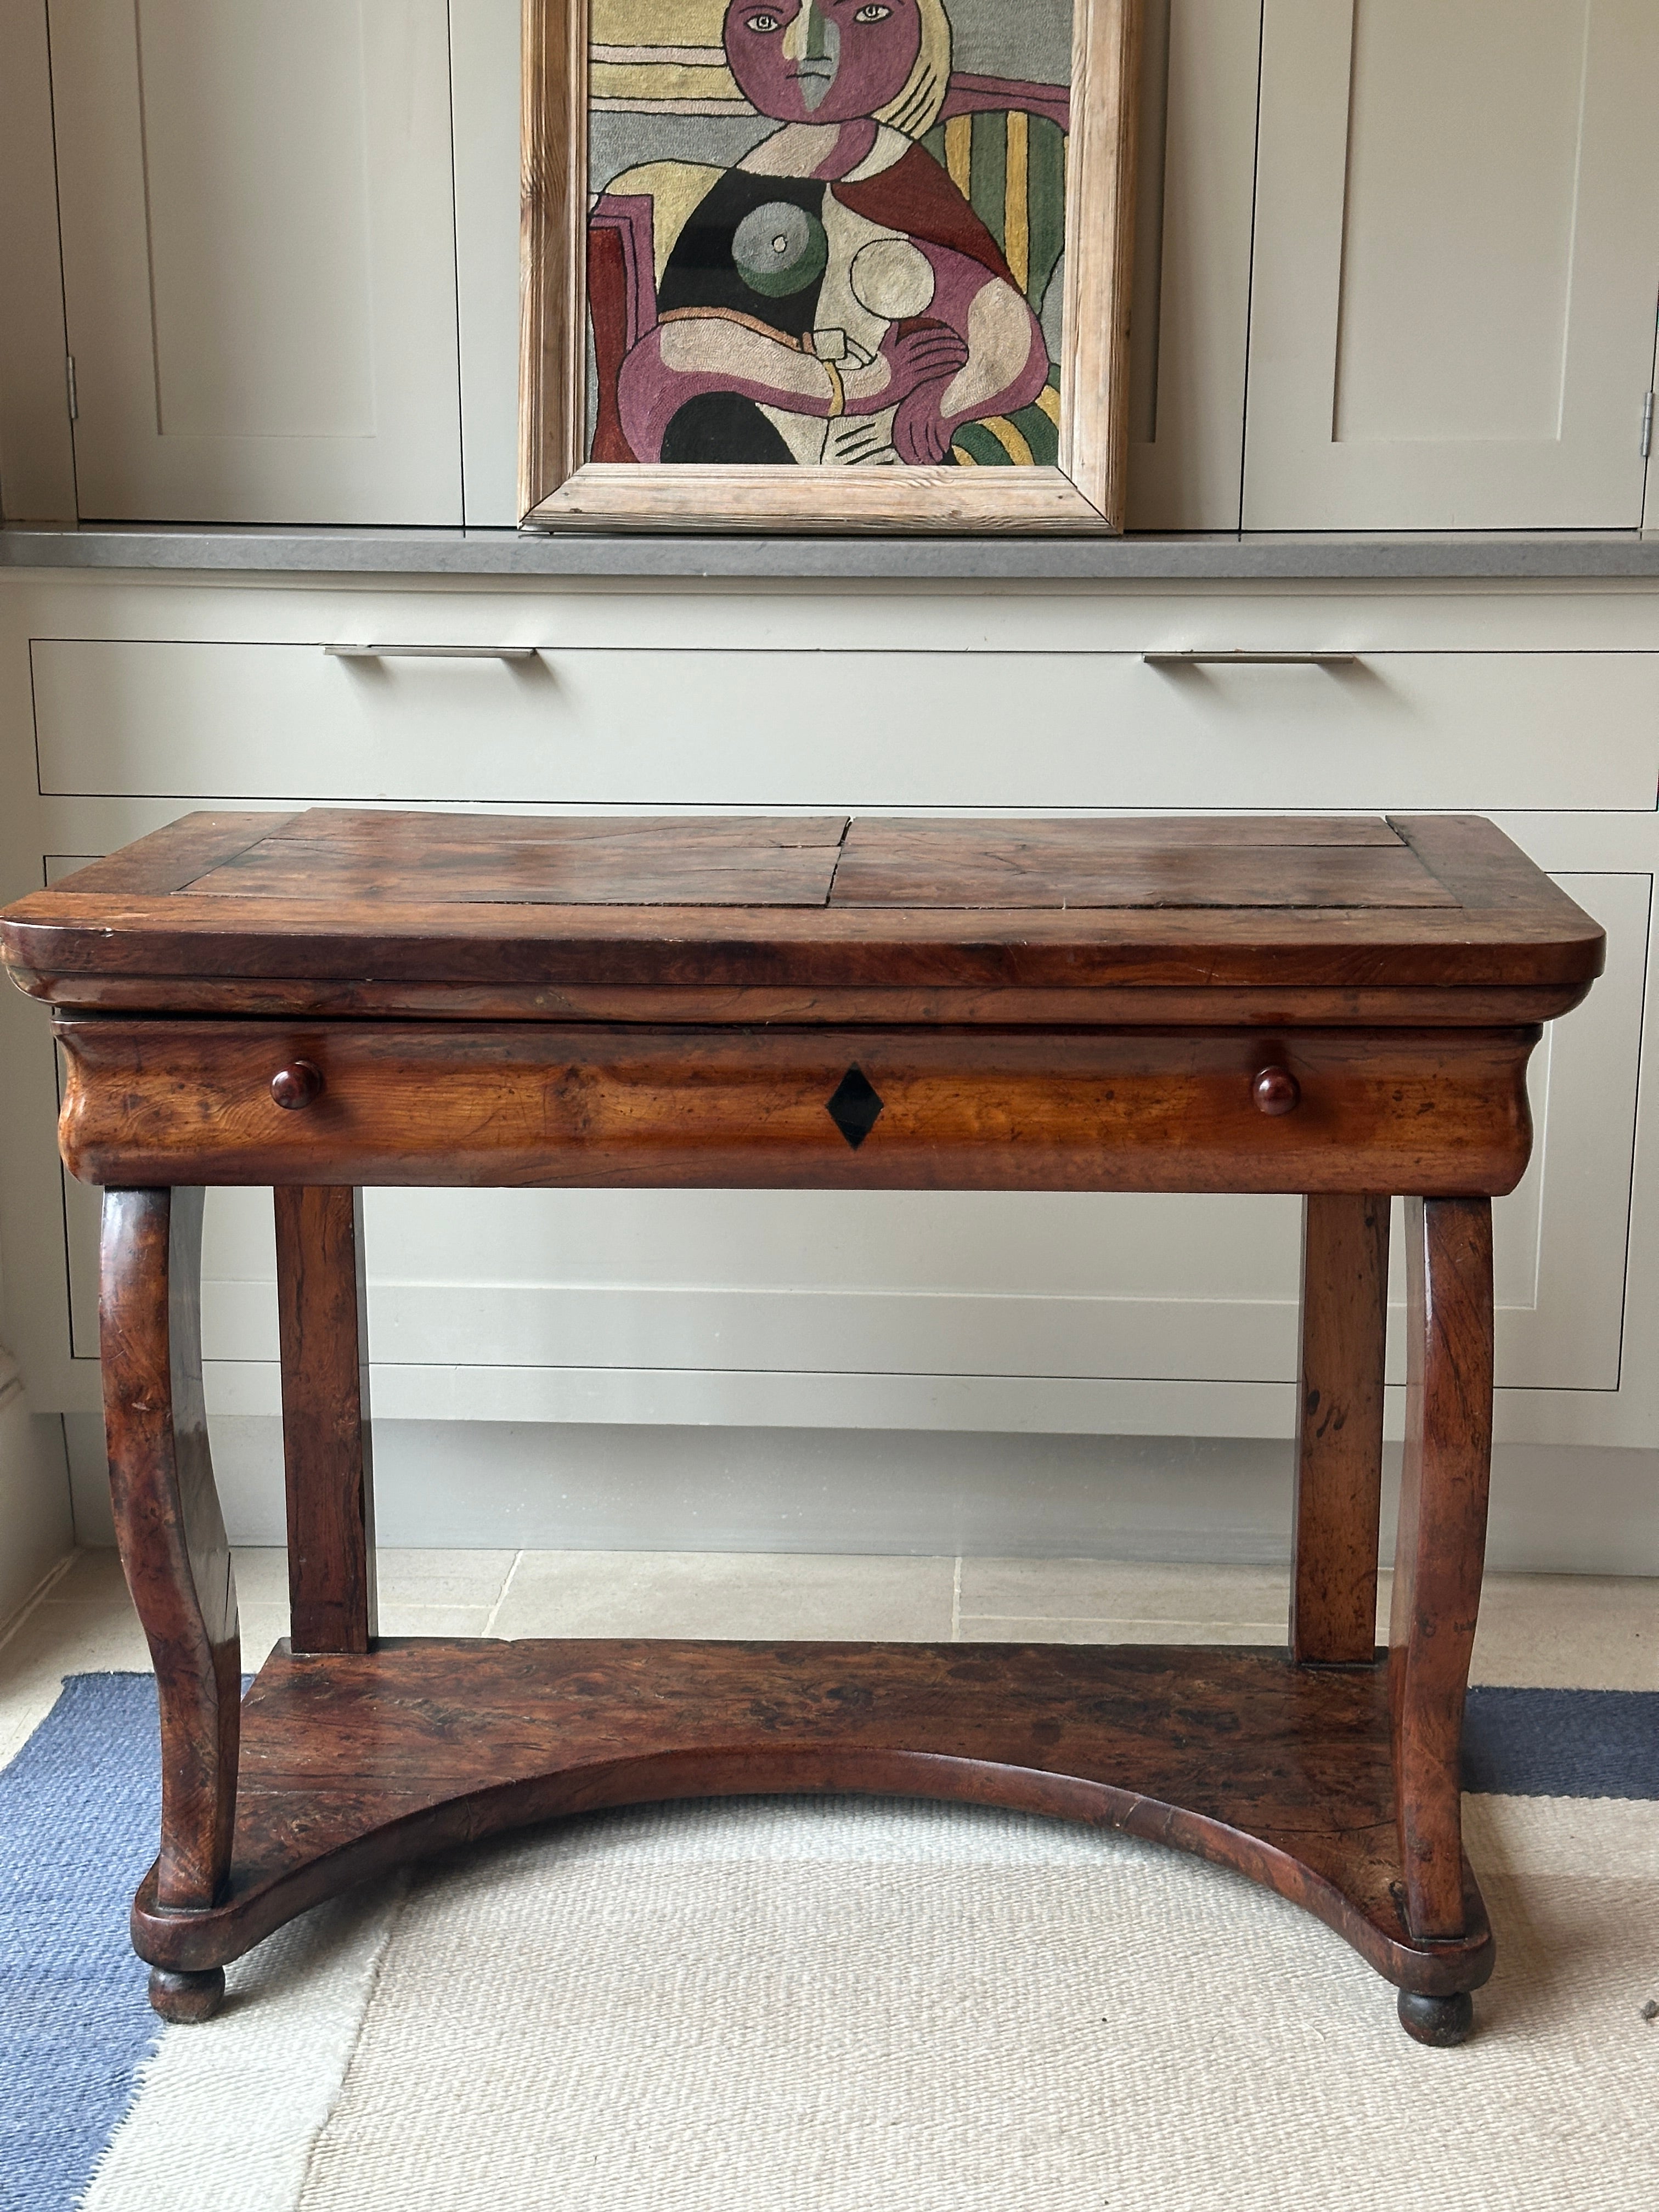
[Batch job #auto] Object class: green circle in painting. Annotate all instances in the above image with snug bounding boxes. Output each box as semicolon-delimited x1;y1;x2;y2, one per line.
731;201;828;298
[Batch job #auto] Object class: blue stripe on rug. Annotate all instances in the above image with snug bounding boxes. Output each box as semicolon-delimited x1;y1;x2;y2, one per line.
0;1675;161;2212
0;1673;1652;2208
1462;1686;1659;1799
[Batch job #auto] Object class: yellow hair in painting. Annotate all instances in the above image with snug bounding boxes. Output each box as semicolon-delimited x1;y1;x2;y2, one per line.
874;0;952;139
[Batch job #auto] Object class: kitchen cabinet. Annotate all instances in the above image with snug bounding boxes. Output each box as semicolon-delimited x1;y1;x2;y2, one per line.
1244;0;1659;529
1124;0;1263;529
13;0;1659;533
47;0;462;524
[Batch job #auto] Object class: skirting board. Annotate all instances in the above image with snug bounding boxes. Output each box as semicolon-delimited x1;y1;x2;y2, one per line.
60;1415;1659;1575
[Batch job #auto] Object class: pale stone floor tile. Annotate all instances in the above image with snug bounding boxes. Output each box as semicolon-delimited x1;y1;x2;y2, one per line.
240;1605;291;1671
374;1603;495;1640
959;1558;1292;1626
233;1548;518;1610
365;1550;518;1607
492;1551;956;1641
958;1617;1290;1647
44;1549;133;1604
0;1596;154;1769
238;1601;496;1664
0;1689;65;1773
229;1548;291;1605
3;1596;153;1674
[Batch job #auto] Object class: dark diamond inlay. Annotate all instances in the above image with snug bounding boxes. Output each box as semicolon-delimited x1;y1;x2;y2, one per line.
825;1064;884;1150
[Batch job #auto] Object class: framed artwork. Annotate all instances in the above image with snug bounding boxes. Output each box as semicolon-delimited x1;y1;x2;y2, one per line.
520;0;1141;531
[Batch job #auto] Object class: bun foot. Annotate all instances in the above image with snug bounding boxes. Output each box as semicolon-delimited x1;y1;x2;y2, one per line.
148;1965;225;2023
1397;1988;1474;2046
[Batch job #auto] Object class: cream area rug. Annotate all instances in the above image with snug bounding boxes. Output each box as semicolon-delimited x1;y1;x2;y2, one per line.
81;1791;1658;2212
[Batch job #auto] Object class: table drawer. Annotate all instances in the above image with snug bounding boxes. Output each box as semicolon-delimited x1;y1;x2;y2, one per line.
30;637;1659;811
56;1020;1537;1195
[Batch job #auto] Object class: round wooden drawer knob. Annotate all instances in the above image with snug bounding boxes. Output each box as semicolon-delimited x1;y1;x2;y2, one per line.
270;1060;323;1111
1252;1065;1300;1117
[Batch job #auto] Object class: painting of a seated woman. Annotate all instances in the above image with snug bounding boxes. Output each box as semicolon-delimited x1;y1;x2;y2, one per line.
587;0;1071;468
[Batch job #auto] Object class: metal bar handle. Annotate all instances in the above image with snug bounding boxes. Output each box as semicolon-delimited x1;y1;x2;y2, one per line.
324;644;540;661
1142;651;1358;667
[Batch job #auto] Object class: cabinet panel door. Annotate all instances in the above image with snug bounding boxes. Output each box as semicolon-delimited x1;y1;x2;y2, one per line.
48;0;461;524
1244;0;1659;529
448;0;523;529
1123;0;1262;531
0;0;76;522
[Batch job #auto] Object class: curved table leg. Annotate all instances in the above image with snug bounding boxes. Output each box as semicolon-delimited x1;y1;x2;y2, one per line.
101;1187;240;2022
1390;1195;1493;2045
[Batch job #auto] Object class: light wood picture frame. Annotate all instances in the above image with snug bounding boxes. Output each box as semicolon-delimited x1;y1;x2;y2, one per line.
520;0;1139;532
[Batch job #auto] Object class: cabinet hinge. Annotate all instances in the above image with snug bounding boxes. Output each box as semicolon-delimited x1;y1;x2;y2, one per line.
65;355;77;422
1643;389;1655;460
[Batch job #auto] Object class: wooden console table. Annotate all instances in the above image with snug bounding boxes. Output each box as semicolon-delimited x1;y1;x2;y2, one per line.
0;810;1604;2045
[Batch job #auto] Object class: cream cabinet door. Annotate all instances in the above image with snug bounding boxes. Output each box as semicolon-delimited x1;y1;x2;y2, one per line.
1244;0;1659;529
1122;0;1262;531
48;0;462;524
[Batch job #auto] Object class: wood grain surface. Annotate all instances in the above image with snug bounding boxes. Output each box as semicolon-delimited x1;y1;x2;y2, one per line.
54;1020;1539;1193
188;812;850;907
100;1189;240;1909
1390;1197;1494;1942
275;1188;377;1655
527;463;1115;533
9;977;1600;1028
1;812;1605;1011
830;815;1453;907
1060;0;1141;522
832;847;1455;910
128;1636;1494;2001
518;0;584;520
1292;1194;1390;1665
40;812;296;896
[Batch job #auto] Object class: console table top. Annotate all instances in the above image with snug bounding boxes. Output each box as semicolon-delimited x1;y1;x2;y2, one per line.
0;808;1604;1018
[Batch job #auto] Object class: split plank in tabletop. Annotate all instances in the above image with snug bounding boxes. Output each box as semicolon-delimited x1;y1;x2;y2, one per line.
830;842;1456;910
181;811;851;907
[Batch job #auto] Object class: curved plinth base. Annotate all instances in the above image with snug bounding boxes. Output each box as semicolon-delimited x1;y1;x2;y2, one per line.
131;1639;1494;2021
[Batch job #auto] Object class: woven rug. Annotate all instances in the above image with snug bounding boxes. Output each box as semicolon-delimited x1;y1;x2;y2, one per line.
3;1679;1656;2212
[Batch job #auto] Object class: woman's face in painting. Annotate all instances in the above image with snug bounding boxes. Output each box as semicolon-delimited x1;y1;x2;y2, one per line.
724;0;922;123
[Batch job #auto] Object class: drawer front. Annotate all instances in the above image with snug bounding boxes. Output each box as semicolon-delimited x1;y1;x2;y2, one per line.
30;637;1659;811
57;1020;1536;1196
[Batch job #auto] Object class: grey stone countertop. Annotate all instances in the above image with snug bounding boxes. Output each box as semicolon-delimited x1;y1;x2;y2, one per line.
3;524;1659;582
